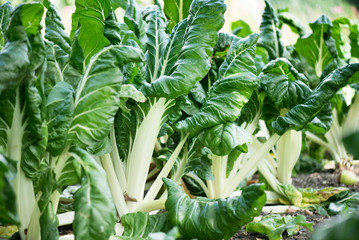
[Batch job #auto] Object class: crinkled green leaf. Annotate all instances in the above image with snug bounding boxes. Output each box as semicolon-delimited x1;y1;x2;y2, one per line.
273;63;359;135
163;178;266;240
44;3;71;54
70;0;111;64
121;212;172;239
164;0;193;32
0;1;13;49
149;227;181;240
246;214;313;240
260;58;311;109
144;5;169;82
0;154;18;225
143;0;226;99
71;147;116;240
257;0;283;60
176;34;259;134
295;15;335;77
197;123;251;156
68;45;144;152
46;82;74;156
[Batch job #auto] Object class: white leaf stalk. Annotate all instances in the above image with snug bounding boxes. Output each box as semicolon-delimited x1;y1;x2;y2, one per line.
276;129;302;184
207;155;228;199
8;88;39;240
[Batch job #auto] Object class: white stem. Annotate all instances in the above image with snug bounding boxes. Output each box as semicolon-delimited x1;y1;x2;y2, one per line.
125;98;167;212
210;155;227;198
262;205;300;214
109;125;127;192
100;154;128;217
206;179;216;199
276;130;302;184
58;211;74;227
224;134;281;197
134;199;166;212
184;172;210;198
143;134;188;203
9;88;37;240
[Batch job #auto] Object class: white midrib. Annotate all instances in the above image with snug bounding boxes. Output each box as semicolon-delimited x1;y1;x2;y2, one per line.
125;98;168;212
9;88;37;240
315;25;324;77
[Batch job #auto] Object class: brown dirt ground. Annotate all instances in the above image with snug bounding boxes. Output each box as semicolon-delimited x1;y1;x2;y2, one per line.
230;166;359;240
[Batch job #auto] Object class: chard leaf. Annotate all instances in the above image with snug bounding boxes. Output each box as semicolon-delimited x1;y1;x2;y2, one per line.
70;147;116;240
144;5;169;82
68;45;144;153
121;212;172;239
71;0;111;64
273;63;359;135
149;227;181;240
258;0;283;60
295;15;335;77
164;0;193;32
0;154;18;225
246;214;313;240
176;34;259;134
46;82;74;156
0;1;13;49
260;58;312;109
231;20;252;38
278;11;306;37
143;0;226;99
44;3;71;54
332;18;359;59
299;187;349;205
197;123;251;156
163;178;266;240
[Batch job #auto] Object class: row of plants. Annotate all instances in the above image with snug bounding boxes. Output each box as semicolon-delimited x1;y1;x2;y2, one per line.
0;0;358;239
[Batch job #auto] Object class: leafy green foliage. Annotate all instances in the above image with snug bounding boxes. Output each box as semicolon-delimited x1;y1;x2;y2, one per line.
246;214;313;240
120;212;172;239
273;63;359;135
0;154;18;225
164;0;193;32
257;0;283;60
164;178;266;240
71;148;116;240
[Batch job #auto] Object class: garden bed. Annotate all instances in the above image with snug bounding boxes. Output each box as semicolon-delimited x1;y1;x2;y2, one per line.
231;166;359;239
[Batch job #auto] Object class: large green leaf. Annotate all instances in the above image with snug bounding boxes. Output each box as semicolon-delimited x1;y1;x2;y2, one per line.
257;0;283;60
278;10;306;37
0;154;18;225
197;123;251;156
273;63;359;135
46;82;74;156
246;214;313;240
44;2;71;54
260;58;312;109
71;0;111;64
0;1;13;49
176;34;259;134
71;147;116;240
121;212;172;239
163;178;266;240
163;0;193;32
142;0;226;99
68;45;144;152
295;15;335;77
143;5;169;82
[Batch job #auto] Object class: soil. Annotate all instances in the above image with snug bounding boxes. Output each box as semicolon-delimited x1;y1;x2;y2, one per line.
230;166;359;240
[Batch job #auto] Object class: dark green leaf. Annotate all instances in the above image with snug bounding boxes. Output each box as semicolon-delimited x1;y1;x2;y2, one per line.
176;34;259;134
164;178;266;240
258;0;283;60
71;147;116;240
164;0;193;32
273;63;359;135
